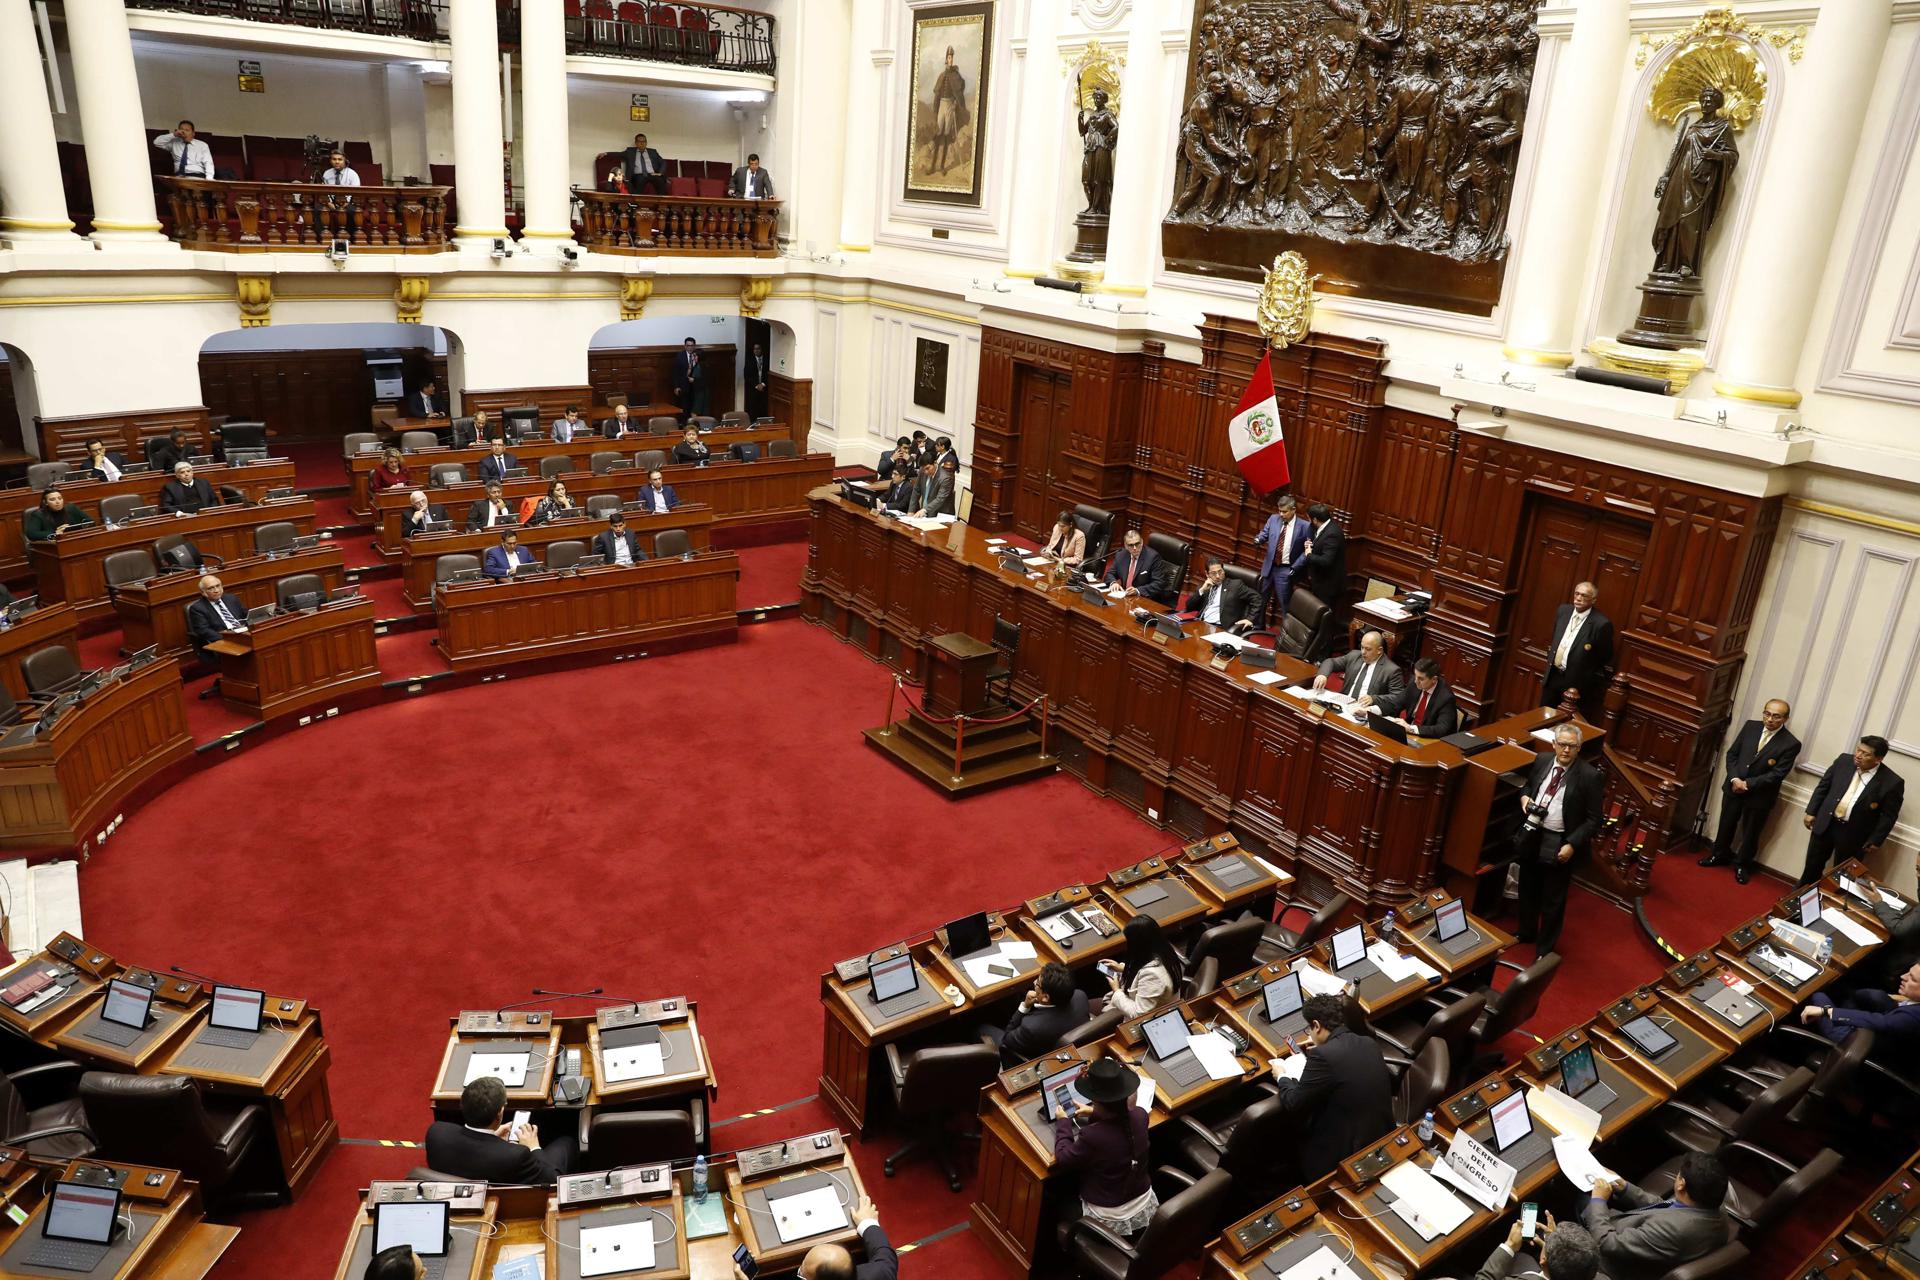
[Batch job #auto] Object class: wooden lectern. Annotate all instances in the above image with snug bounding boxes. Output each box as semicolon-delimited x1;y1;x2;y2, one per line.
922;632;996;718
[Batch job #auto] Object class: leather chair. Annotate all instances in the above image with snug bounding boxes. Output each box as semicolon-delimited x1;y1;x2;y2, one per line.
429;463;467;487
769;439;798;458
100;494;139;524
881;1040;1000;1190
585;495;620;517
654;529;692;558
721;411;749;425
504;407;541;439
1169;1091;1288;1186
449;418;478;449
1659;1243;1750;1280
21;646;81;697
540;455;573;480
590;451;623;475
1640;1144;1841;1237
635;450;669;473
143;436;174;468
1254;892;1349;963
692;416;717;430
583;1100;707;1171
986;616;1021;704
399;430;440;451
26;461;69;491
79;1072;277;1207
0;1061;94;1160
1431;952;1562;1077
1223;564;1261;598
1392;1039;1452;1127
253;521;299;554
1059;1167;1232;1280
436;553;481;583
342;431;379;458
1181;956;1221;1002
153;534;217;573
276;573;325;609
1061;1005;1127;1049
546;540;588;570
1176;917;1264;981
1650;1066;1813;1160
1721;1021;1873;1133
218;422;267;455
1144;533;1190;603
102;548;157;596
1374;991;1487;1089
647;416;679;434
1275;588;1334;662
1073;504;1116;569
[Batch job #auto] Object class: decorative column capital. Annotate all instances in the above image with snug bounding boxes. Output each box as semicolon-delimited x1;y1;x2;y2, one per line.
236;276;272;328
739;277;773;317
620;276;655;321
395;276;430;324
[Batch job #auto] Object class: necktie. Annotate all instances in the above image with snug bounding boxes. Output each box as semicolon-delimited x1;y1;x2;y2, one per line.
1125;556;1137;590
1544;766;1565;799
1756;729;1773;757
642;152;652;175
215;598;237;627
1281;522;1293;563
1413;689;1430;724
1555;611;1584;668
175;145;186;176
1838;771;1869;820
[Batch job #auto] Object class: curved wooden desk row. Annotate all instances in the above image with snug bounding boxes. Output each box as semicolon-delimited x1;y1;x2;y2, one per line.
0;929;337;1202
372;453;832;555
112;545;349;661
0;460;296;583
0;1153;233;1280
802;492;1566;915
27;498;320;624
400;506;715;610
428;1001;717;1116
347;422;791;515
0;600;82;702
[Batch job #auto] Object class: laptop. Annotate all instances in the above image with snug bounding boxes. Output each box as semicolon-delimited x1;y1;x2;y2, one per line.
374;1200;453;1280
866;950;926;1018
1327;924;1380;982
1040;1061;1089;1122
1366;710;1409;743
88;977;155;1048
1259;971;1309;1040
1688;980;1766;1029
1484;1086;1553;1170
1557;1042;1618;1111
1618;1015;1680;1061
199;985;266;1050
1142;1008;1209;1088
244;604;277;625
943;911;993;960
1427;898;1483;956
27;1181;121;1273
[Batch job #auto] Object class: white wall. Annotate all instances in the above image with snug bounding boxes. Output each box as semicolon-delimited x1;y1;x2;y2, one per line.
203;322;445;354
589;316;743;349
562;80;744;188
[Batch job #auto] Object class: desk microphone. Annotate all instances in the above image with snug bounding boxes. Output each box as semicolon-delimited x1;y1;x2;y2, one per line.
533;988;649;1016
168;964;235;990
495;991;581;1025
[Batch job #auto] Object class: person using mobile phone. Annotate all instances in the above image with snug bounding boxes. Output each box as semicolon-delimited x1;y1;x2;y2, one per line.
423;1076;576;1186
734;1195;894;1280
1473;1211;1601;1279
983;963;1088;1064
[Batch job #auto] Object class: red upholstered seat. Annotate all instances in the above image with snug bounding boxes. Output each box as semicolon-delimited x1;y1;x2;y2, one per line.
668;176;698;196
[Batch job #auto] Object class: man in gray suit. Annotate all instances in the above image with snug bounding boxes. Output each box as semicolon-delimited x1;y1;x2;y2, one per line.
728;153;775;199
1581;1152;1729;1280
1310;630;1406;715
1474;1215;1600;1280
907;458;953;517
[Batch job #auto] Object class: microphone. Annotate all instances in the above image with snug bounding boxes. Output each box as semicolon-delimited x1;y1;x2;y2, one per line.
533;988;650;1016
493;991;575;1025
168;964;234;990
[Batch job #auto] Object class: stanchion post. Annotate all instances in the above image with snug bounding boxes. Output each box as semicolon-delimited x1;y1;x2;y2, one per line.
952;715;966;783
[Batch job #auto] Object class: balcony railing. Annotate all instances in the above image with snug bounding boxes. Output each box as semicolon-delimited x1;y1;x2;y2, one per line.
159;178;453;252
575;190;779;256
566;3;776;75
124;0;446;40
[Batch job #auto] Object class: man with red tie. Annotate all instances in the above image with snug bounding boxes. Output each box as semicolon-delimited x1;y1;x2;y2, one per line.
1387;658;1459;739
1101;530;1171;604
1515;723;1602;953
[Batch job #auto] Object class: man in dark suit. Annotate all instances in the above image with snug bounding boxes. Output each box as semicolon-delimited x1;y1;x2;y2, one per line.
1701;698;1800;884
1516;723;1603;953
1184;560;1259;633
909;430;935;468
1103;530;1167;602
604;404;635;438
733;1195;896;1280
149;428;194;477
424;1077;575;1185
466;482;515;531
1582;1152;1730;1280
1313;629;1406;714
906;458;953;517
746;342;771;420
593;513;649;566
672;338;710;421
400;490;450;537
477;438;519;485
365;1244;424;1280
1473;1216;1602;1280
403;379;443;419
1302;503;1347;606
1540;581;1615;712
1387;657;1459;739
1255;494;1313;619
934;436;958;472
1801;736;1906;885
83;439;130;483
483;531;536;579
639;469;680;516
185;574;250;663
882;467;918;513
1801;959;1920;1055
876;437;913;479
985;963;1089;1065
671;426;712;465
1271;994;1395;1183
620;132;668;195
727;153;774;199
159;462;220;514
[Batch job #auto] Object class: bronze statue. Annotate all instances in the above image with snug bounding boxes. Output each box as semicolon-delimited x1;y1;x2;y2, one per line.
1651;85;1738;278
1078;87;1118;216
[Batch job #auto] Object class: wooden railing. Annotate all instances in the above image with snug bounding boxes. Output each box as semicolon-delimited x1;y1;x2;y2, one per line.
158;178;452;252
574;190;779;257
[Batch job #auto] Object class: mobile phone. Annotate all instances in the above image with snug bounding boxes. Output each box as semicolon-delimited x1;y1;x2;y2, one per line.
733;1243;758;1278
1521;1202;1538;1240
511;1110;531;1134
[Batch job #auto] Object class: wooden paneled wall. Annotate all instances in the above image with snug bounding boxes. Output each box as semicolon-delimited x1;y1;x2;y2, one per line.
198;349;438;445
588;345;737;415
767;372;811;449
460;386;596;421
34;406;214;466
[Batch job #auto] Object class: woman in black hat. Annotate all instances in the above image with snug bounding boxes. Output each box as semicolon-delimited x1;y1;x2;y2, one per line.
1054;1056;1155;1235
1100;916;1184;1019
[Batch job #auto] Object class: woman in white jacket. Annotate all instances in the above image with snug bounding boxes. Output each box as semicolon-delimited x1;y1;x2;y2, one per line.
1102;916;1185;1018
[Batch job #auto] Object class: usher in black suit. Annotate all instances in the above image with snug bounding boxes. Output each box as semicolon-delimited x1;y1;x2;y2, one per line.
1708;719;1802;874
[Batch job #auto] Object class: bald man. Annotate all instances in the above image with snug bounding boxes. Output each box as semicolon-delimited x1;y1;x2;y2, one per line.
185;574;249;664
1700;699;1800;885
734;1195;895;1280
1541;581;1614;712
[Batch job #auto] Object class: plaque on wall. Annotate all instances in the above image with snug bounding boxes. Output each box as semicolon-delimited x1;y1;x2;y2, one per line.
1162;0;1539;314
904;2;995;207
913;338;950;413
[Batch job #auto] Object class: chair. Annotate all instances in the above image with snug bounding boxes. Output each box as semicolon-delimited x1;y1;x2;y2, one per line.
449;417;478;449
1392;1039;1453;1128
103;548;158;595
254;521;299;554
1061;1005;1127;1049
218;422;267;456
504;406;541;438
1659;1243;1751;1280
1432;952;1562;1078
769;439;798;458
538;455;573;480
1641;1143;1842;1237
79;1073;276;1208
399;430;439;451
1168;1092;1288;1187
647;416;679;434
1223;564;1261;597
1060;1167;1232;1280
546;540;589;570
583;1101;707;1171
635;450;669;473
590;451;623;475
721;411;749;425
1275;588;1334;662
654;529;691;558
1254;892;1350;963
276;573;325;610
436;554;481;583
153;534;217;573
1143;533;1189;601
26;461;69;491
1650;1066;1813;1160
692;415;716;430
1722;1022;1875;1136
881;1040;1000;1190
986;616;1020;704
429;463;467;487
341;431;378;458
1374;992;1487;1089
143;437;174;469
21;646;81;696
0;1062;94;1160
100;494;139;524
585;495;620;517
1073;504;1116;569
1176;916;1264;981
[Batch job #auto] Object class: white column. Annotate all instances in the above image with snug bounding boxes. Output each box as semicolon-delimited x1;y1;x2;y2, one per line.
1712;1;1894;408
0;2;79;249
65;0;166;247
518;0;573;246
1003;3;1066;276
451;0;509;245
1502;0;1630;367
837;0;884;253
1101;2;1173;293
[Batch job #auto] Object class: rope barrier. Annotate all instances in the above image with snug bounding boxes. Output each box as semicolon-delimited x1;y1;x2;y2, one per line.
893;674;1047;726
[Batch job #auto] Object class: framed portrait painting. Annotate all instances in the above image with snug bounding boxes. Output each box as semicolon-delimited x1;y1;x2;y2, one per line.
903;2;993;207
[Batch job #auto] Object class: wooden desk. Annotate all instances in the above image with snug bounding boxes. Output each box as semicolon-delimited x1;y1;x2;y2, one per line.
0;660;192;854
803;492;1558;914
0;602;80;702
111;546;346;662
586;1001;714;1108
726;1134;869;1275
432;553;739;672
432;1019;563;1111
1330;1129;1500;1275
1015;885;1127;969
1393;892;1514;983
51;985;207;1072
0;461;294;582
1653;949;1795;1050
399;505;715;609
1207;1193;1394;1279
204;595;381;720
1515;1025;1663;1142
28;499;318;624
331;1188;500;1280
1349;595;1427;662
0;1162;232;1280
1714;913;1849;1001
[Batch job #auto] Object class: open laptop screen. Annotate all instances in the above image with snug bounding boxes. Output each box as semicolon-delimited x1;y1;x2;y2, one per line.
210;986;265;1032
100;978;152;1031
1142;1009;1189;1061
374;1201;449;1258
1433;899;1469;942
1329;924;1367;972
44;1182;118;1244
1262;971;1304;1023
867;952;917;1003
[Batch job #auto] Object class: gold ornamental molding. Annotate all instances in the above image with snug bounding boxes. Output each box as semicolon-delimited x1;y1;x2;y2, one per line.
394;276;430;324
619;276;654;321
236;276;272;328
739;276;773;317
1635;7;1805;70
1063;39;1124;111
1649;33;1769;131
1256;251;1317;350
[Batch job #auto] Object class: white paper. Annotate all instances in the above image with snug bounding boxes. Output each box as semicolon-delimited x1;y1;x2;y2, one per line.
1530;727;1556;744
984;538;1007;546
1248;670;1288;686
1271;1054;1308;1082
1251;853;1292;882
1366;941;1434;984
1757;943;1819;983
1380;1162;1472;1240
1283;684;1319;700
1039;913;1081;941
1357;598;1410;621
770;1185;849;1244
1277;1245;1361;1280
1022;555;1051;566
1550;1135;1619;1193
580;1220;655;1277
1292;961;1347;997
602;1041;664;1084
1201;631;1250;648
934;514;957;525
1186;1032;1242;1081
464;1051;529;1087
1001;940;1038;961
1527;1086;1600;1144
1824;911;1880;947
1879;887;1909;909
1439;1130;1516;1210
1134;1074;1157;1111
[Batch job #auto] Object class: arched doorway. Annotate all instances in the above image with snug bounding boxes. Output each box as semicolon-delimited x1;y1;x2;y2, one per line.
587;316;796;425
0;344;43;474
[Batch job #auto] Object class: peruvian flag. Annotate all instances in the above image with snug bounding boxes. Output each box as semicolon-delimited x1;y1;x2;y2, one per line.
1227;351;1291;492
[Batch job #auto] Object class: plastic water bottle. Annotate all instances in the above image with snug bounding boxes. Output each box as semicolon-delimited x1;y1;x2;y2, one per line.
692;1154;708;1203
1417;1110;1436;1146
1382;909;1396;938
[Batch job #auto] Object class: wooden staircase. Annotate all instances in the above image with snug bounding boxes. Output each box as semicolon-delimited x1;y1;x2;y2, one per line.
863;690;1058;798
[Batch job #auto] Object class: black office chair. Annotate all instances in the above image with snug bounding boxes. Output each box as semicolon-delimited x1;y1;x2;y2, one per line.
654;529;692;558
1649;1066;1813;1160
636;450;669;473
1274;588;1334;662
21;647;81;698
585;495;620;518
769;439;798;458
153;534;217;573
102;548;158;598
1374;992;1486;1090
1223;564;1261;598
399;430;440;452
143;436;172;469
591;451;623;475
99;494;139;524
26;461;70;491
1061;1005;1128;1049
1392;1039;1452;1127
429;463;467;487
1640;1144;1841;1238
342;431;379;458
436;553;481;583
253;521;299;554
1059;1167;1232;1280
729;443;762;462
1169;1091;1288;1185
1073;504;1115;570
1428;952;1561;1078
218;422;267;457
646;416;678;434
881;1040;1000;1190
1720;1021;1873;1134
449;417;478;449
276;573;325;610
79;1072;278;1208
1140;533;1187;605
1254;891;1349;963
721;411;749;425
692;415;717;430
504;407;541;439
1658;1243;1750;1280
0;1062;94;1161
583;1101;707;1171
546;540;588;570
1181;956;1221;1002
540;455;573;480
1175;916;1264;981
986;616;1020;705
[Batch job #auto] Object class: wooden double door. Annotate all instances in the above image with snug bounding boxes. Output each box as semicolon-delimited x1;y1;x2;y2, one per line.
1494;500;1648;717
1011;365;1074;538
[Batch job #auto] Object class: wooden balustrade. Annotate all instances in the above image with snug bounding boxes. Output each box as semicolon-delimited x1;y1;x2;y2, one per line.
158;178;452;252
574;190;780;257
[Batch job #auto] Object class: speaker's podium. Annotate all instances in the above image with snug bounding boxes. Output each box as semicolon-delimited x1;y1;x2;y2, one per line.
862;632;1056;797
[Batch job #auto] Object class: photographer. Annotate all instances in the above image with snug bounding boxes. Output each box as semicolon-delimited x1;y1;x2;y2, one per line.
1514;723;1600;954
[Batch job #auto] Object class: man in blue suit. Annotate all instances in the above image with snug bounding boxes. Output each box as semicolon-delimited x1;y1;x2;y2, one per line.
1801;960;1920;1054
483;531;536;579
1102;530;1171;604
1254;494;1312;620
478;438;519;485
638;469;680;515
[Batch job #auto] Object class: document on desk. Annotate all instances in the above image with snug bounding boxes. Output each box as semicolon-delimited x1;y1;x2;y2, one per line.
602;1041;665;1084
1366;942;1439;984
1822;910;1880;947
960;942;1034;987
1133;1073;1156;1110
1248;670;1288;686
1038;912;1084;942
1201;631;1249;647
1277;1246;1362;1280
1756;941;1820;984
1001;940;1038;961
581;1220;655;1276
770;1185;849;1244
1022;555;1051;567
1292;961;1347;997
465;1052;530;1088
1379;1162;1471;1240
1531;727;1556;745
1527;1085;1601;1144
985;537;1008;546
1186;1032;1242;1081
1550;1135;1619;1193
490;1252;543;1280
1270;1053;1308;1083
